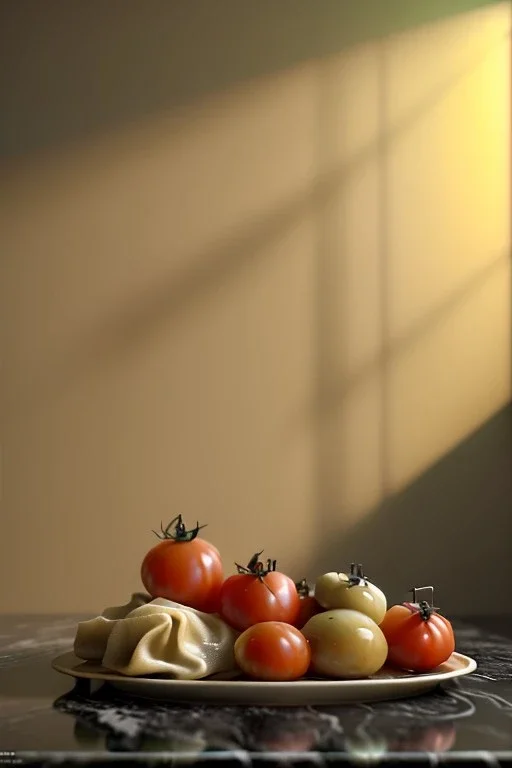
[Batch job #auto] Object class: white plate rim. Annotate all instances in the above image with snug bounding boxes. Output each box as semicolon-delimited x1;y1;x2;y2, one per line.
52;651;476;691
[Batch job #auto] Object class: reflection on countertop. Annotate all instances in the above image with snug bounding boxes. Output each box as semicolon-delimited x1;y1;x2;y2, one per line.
1;614;512;764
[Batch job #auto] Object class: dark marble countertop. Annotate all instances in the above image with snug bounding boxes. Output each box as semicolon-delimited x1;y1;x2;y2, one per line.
1;615;512;766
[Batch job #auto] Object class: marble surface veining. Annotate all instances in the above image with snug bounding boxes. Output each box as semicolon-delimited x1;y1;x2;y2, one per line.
1;614;512;765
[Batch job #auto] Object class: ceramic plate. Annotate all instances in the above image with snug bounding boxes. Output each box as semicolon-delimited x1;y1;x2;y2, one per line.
52;651;476;706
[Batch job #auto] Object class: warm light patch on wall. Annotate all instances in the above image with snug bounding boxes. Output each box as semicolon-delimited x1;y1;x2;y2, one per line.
309;3;511;549
385;3;511;493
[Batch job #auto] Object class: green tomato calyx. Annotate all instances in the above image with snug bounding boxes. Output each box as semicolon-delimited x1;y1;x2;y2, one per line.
403;600;439;621
295;578;311;597
235;551;277;579
152;515;206;542
347;562;369;588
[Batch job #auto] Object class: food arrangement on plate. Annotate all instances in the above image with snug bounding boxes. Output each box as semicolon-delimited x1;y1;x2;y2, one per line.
71;515;461;688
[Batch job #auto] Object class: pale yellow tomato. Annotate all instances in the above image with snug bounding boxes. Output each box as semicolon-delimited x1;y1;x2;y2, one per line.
301;609;388;678
314;565;386;625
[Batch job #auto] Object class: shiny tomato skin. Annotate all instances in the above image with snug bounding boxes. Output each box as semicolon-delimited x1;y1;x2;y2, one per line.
219;572;300;631
380;604;455;672
234;621;311;681
141;538;224;613
295;595;324;629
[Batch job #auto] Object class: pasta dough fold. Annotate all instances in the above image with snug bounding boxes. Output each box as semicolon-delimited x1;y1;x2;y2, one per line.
74;596;238;679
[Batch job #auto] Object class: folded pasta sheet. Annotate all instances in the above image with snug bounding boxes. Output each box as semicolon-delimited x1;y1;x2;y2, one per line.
101;592;151;620
74;597;238;679
74;592;152;661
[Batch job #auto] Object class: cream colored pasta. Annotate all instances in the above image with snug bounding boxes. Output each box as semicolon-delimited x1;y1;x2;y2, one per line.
74;597;238;680
74;592;151;661
101;592;151;620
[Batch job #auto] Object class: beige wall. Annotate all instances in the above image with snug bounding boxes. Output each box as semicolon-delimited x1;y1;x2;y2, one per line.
1;2;510;614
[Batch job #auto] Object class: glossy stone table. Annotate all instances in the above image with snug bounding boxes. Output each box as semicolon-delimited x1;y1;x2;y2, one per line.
1;614;512;765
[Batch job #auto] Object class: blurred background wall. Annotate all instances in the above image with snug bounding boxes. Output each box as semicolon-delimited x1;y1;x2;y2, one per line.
0;0;510;614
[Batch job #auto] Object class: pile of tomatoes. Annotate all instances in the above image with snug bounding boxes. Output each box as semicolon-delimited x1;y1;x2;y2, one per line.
140;516;455;682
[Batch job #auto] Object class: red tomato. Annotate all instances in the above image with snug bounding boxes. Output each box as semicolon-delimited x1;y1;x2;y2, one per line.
219;552;300;631
234;621;311;681
294;579;324;629
295;596;324;629
141;516;223;613
379;601;455;673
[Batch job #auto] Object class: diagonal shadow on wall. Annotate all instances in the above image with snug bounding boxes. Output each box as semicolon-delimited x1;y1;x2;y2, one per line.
306;16;511;616
308;402;512;616
13;29;507;418
0;0;505;159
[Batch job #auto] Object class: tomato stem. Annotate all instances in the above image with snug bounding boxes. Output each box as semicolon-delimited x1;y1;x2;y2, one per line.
403;600;439;621
295;578;311;597
235;552;278;580
347;562;369;588
152;515;207;542
233;552;280;600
